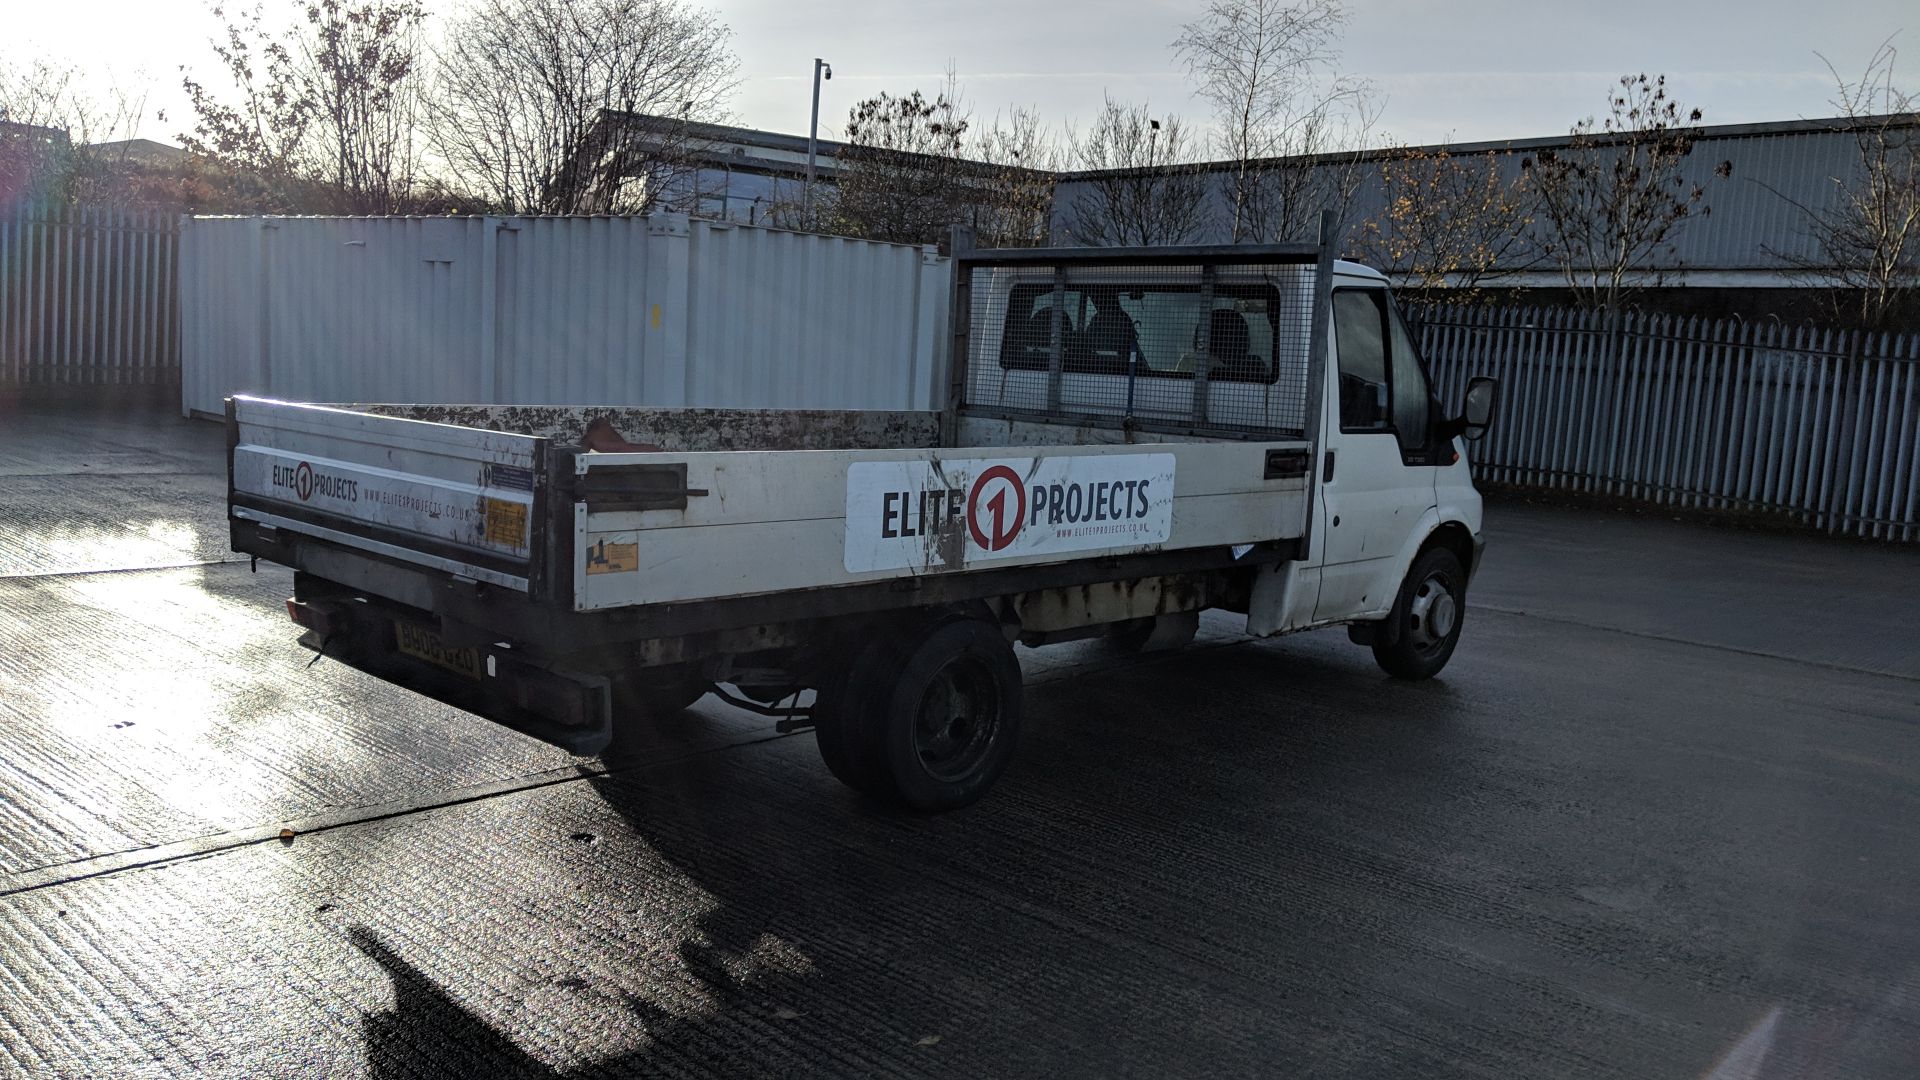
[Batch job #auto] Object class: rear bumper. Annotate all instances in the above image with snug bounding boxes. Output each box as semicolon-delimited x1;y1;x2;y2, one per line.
288;594;613;755
1469;532;1487;581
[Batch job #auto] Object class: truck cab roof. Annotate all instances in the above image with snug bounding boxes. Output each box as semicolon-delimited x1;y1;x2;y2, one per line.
1333;260;1388;282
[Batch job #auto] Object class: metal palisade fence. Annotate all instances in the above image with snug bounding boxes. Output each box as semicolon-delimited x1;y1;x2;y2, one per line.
0;207;180;391
1414;303;1920;542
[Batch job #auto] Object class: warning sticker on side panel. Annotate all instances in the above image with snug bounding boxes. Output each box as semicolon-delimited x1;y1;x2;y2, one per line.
585;531;639;574
484;497;530;549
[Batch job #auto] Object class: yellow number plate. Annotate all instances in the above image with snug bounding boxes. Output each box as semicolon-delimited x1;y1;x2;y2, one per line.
393;622;482;680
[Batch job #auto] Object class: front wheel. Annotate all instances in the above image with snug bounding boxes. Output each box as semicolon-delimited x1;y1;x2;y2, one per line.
1370;548;1467;679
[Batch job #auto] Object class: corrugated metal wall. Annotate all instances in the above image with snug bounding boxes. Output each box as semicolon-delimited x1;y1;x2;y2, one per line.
1417;304;1920;541
1052;119;1886;273
180;213;948;416
1;208;179;390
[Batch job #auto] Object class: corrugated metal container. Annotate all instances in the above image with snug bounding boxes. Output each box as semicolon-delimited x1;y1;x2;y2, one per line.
180;213;948;416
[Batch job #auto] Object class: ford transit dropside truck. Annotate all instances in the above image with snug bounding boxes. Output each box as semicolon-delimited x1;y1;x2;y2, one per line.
227;229;1498;811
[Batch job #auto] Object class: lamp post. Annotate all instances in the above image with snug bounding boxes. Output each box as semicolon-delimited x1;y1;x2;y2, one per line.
805;57;832;220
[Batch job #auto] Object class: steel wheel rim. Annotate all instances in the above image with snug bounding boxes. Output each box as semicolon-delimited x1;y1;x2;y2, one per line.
911;657;999;784
1406;573;1457;653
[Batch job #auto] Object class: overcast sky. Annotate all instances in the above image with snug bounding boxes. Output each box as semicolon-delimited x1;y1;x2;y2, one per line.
6;0;1913;152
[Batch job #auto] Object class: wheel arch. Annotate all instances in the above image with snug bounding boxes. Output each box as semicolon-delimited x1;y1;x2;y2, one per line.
1419;520;1478;585
1365;521;1475;663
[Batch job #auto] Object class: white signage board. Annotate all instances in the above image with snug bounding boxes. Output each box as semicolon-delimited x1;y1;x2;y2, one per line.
845;454;1176;574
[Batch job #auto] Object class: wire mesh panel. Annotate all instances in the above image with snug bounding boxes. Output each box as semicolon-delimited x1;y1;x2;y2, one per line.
959;254;1320;439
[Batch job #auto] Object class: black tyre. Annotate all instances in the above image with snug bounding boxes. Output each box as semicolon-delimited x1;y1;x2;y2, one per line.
812;641;889;795
822;616;1023;812
1370;548;1468;679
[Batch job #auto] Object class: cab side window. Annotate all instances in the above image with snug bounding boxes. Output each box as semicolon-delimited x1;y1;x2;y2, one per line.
1385;300;1431;451
1333;290;1391;432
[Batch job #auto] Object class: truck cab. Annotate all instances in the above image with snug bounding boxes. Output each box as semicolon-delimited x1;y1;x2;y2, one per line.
1313;262;1488;675
961;251;1493;675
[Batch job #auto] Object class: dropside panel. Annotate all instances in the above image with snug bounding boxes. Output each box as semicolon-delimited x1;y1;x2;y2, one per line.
573;440;1309;611
229;397;545;591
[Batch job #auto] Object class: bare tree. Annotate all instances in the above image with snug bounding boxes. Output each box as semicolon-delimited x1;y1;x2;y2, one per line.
1172;0;1372;242
967;107;1062;247
1066;97;1209;246
1767;42;1919;329
1524;73;1731;309
180;3;317;198
1362;144;1538;295
181;1;428;212
830;84;972;245
296;0;429;213
781;71;1055;246
431;0;736;214
1238;98;1380;245
2;59;85;207
2;55;149;208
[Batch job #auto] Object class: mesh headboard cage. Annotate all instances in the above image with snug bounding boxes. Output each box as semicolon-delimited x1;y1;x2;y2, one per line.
952;234;1335;442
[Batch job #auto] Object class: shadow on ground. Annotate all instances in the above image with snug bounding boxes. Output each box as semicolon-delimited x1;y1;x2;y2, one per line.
340;641;1532;1078
336;622;1920;1078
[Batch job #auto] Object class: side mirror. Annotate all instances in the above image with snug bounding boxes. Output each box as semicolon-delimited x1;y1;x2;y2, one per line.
1459;377;1497;442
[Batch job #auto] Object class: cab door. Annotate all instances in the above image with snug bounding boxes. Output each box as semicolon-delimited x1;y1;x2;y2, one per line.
1314;286;1441;621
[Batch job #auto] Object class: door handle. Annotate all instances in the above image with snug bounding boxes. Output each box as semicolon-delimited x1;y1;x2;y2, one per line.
1322;450;1336;482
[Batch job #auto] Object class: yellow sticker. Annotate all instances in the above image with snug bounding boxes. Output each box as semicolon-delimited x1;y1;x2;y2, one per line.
484;497;528;548
585;532;639;574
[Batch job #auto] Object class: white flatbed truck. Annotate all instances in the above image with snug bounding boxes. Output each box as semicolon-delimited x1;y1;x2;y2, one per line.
227;230;1497;811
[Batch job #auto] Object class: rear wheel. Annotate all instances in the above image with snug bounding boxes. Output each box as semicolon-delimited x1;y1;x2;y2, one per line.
815;615;1022;812
1370;548;1467;679
813;644;888;795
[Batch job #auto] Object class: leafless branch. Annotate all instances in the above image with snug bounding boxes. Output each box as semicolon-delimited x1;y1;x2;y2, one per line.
1172;0;1373;242
429;0;736;215
1765;41;1919;329
1523;73;1729;309
1067;96;1210;246
1362;144;1540;296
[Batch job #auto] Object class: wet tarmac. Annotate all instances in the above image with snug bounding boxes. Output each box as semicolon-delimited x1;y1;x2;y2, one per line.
2;405;1917;1078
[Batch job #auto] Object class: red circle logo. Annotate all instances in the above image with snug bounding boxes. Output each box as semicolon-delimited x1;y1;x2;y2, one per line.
294;461;315;501
967;465;1026;552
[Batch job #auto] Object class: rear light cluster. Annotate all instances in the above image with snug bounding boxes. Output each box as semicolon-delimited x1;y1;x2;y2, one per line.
285;598;340;637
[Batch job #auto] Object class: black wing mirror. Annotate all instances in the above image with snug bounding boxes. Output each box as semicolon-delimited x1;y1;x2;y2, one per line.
1443;376;1498;442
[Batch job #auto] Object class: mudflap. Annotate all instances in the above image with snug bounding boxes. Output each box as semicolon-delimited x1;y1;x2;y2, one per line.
295;608;614;756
